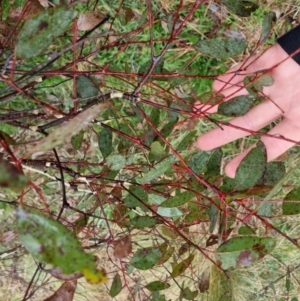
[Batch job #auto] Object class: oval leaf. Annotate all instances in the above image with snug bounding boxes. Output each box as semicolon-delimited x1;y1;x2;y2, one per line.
194;37;247;59
216;236;275;269
98;128;113;158
106;154;126;170
0;158;29;192
234;141;267;191
16;207;106;283
16;7;77;59
171;254;195;277
205;148;223;177
130;248;162;270
221;0;259;17
76;75;99;99
260;12;276;43
189;151;210;174
218;95;254;117
124;186;148;210
258;161;285;186
109;273;122;297
71;130;84;150
160;191;194;208
146;281;170;291
130;216;158;228
283;187;300;215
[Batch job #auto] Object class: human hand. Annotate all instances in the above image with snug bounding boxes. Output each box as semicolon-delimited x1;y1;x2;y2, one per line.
196;43;300;178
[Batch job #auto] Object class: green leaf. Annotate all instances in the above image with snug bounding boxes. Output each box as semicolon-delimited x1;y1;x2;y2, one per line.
283;187;300;215
141;156;176;184
2;0;10;21
216;236;275;269
76;76;99;99
244;74;274;96
238;226;256;235
199;91;224;106
98;128;113;159
177;131;197;151
151;292;167;301
16;7;77;59
150;141;166;160
71;130;84;150
157;243;174;265
139;59;165;75
149;107;160;125
180;287;198;300
130;248;162;270
205;148;223;177
171;254;195;277
160;191;194;208
209;203;219;233
124;186;148;210
16;207;106;283
221;0;259;17
234;141;267;191
194;38;247;59
110;273;122;297
260;12;276;43
106;154;126;170
258;161;285;186
157;207;183;217
0;158;29;192
218;95;255;117
146;281;170;291
189;152;210;174
161;119;178;138
130;216;158;228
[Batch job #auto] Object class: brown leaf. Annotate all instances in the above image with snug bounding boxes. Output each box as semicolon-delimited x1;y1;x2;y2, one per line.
43;280;77;301
0;231;17;243
113;235;132;259
0;22;14;49
198;270;210;293
8;0;44;22
27;102;109;156
77;11;105;31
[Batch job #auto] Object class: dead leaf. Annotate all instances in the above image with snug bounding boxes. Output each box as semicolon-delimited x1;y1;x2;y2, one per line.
8;0;44;22
0;231;17;243
0;22;14;49
43;280;77;301
46;268;83;281
77;11;105;31
198;270;210;293
27;102;109;156
113;235;132;259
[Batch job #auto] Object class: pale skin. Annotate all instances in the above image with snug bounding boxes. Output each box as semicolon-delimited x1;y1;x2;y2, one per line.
196;43;300;178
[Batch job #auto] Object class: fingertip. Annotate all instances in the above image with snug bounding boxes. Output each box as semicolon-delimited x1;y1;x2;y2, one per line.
196;136;213;151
